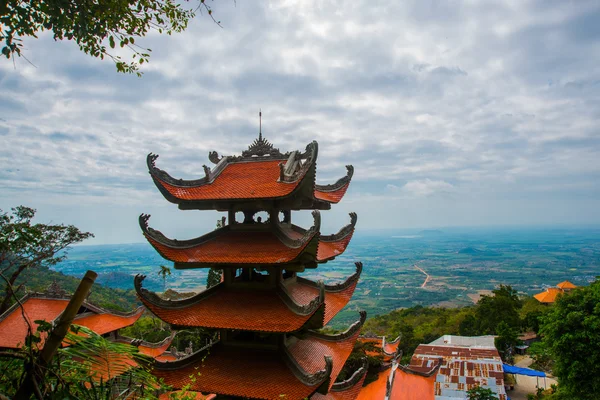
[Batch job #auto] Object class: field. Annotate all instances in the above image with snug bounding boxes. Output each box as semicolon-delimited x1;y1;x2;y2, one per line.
54;226;600;327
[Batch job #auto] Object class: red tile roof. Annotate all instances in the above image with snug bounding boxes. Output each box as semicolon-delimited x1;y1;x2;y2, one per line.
135;264;362;332
148;141;353;207
0;297;69;349
357;367;391;400
145;229;315;265
288;315;364;392
159;391;215;400
411;344;507;400
287;276;359;326
153;345;323;400
74;307;143;335
318;231;354;262
311;363;367;400
314;182;351;204
137;283;319;332
153;313;365;400
0;295;144;350
152;160;306;201
389;368;436;400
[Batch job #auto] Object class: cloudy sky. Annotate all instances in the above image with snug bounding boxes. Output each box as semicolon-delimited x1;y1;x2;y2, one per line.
1;0;599;245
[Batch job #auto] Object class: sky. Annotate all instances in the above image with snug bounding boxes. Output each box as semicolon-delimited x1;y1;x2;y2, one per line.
1;0;600;245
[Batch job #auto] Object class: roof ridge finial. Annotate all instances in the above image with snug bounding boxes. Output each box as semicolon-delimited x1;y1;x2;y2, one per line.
259;109;262;141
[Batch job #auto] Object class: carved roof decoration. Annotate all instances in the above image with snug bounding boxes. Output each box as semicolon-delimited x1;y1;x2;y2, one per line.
306;311;367;342
329;357;368;392
320;213;357;243
139;211;353;268
242;133;285;158
146;138;353;209
315;166;354;193
134;266;361;332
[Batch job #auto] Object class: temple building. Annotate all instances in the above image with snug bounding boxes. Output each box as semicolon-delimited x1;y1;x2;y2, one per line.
358;335;507;400
533;280;577;304
0;281;177;376
135;129;367;399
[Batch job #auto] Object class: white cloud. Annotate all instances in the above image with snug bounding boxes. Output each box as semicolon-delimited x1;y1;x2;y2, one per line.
1;0;600;243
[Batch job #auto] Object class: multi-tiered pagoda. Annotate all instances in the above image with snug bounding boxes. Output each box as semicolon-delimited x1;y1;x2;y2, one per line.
134;126;367;399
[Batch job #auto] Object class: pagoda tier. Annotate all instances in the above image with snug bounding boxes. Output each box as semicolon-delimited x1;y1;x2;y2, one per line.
134;262;362;332
152;312;366;400
147;139;353;211
139;211;356;269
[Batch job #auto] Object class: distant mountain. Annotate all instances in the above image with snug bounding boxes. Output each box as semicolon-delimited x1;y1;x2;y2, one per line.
419;229;444;235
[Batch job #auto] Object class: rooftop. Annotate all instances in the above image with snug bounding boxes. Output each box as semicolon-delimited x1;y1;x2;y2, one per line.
153;313;365;400
140;211;356;268
148;139;353;210
0;292;143;350
135;262;362;332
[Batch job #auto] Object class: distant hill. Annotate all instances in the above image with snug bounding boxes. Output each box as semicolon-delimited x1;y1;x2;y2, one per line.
419;229;444;235
12;265;140;312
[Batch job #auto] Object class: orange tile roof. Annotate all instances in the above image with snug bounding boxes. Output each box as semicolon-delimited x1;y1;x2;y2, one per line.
288;328;361;392
533;287;563;303
0;297;69;349
153;313;365;399
136;264;361;332
153;345;322;400
318;231;354;262
357;366;391;400
74;307;143;335
155;353;178;362
159;391;215;400
152;159;306;201
138;284;318;332
287;278;359;325
389;368;436;400
145;229;315;265
311;366;367;400
556;280;577;289
314;182;351;204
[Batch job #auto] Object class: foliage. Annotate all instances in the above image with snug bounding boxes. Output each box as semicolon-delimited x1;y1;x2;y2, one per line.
0;206;93;314
206;268;221;289
362;305;475;360
0;323;161;399
494;321;521;363
0;0;222;75
475;285;522;334
335;340;383;386
466;385;499;400
528;341;554;372
539;279;600;399
16;263;140;311
158;264;172;290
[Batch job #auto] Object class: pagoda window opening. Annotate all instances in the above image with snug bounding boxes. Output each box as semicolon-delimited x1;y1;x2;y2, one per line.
255;211;269;223
234;211;244;224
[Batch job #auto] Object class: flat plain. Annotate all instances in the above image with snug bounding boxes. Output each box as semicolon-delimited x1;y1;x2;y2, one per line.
55;226;600;327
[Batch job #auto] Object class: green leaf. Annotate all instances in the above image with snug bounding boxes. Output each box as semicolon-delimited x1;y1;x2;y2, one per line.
109;36;115;49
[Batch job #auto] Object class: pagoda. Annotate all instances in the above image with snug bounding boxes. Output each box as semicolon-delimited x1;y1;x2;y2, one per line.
134;123;368;399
